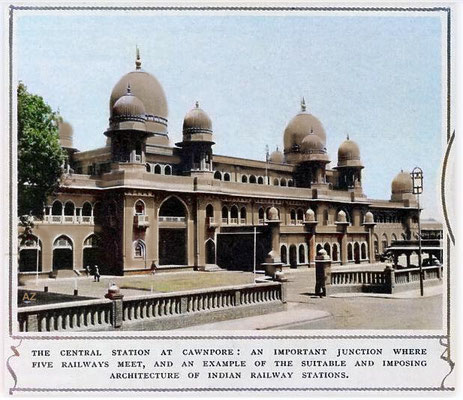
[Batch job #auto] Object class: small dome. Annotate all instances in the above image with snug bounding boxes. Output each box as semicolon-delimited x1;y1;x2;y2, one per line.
337;137;363;168
112;86;146;121
268;207;279;221
183;101;212;135
58;117;73;148
364;211;374;224
337;210;347;223
305;208;316;222
301;131;325;153
269;147;284;164
392;170;413;194
283;98;326;155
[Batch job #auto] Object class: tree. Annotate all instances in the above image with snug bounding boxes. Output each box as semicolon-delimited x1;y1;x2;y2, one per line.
17;82;67;216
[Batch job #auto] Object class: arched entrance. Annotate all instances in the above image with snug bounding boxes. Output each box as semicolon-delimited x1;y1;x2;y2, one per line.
158;196;187;265
53;235;73;270
18;235;42;272
289;245;297;268
281;245;287;264
82;234;102;270
205;240;216;264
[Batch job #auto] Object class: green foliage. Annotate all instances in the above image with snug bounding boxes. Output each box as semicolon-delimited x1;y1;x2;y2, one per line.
17;82;67;216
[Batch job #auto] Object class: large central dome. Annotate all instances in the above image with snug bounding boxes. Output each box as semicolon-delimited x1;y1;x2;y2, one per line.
109;51;168;145
283;99;326;153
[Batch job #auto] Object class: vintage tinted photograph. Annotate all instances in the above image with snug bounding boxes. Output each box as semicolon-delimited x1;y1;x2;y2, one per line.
14;8;448;335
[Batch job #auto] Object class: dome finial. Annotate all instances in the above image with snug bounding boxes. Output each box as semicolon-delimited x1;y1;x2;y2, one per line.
301;97;307;112
135;46;141;70
347;133;350;140
195;101;199;108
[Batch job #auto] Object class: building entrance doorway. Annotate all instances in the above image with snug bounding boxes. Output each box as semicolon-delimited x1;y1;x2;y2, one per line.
289;245;297;268
205;240;216;264
159;229;186;265
52;236;73;270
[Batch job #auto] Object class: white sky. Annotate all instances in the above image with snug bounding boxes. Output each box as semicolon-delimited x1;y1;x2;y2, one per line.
16;11;445;219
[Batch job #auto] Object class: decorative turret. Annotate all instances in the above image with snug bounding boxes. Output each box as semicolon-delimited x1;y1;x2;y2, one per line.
391;170;414;202
177;101;214;176
335;135;364;191
105;84;149;164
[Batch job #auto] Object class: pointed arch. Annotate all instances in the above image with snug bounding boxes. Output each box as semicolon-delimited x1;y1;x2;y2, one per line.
154;164;162;174
241;175;248;183
134;199;146;215
159;195;188;219
133;239;146;258
332;243;339;262
249;175;257;184
214;171;222;180
205;239;216;265
298;244;306;264
164;165;172;175
281;245;288;264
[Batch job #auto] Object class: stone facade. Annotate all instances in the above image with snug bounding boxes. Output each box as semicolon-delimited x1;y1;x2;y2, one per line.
18;54;419;277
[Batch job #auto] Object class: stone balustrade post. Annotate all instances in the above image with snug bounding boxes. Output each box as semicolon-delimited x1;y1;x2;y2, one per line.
180;296;188;313
105;284;124;329
280;282;287;303
234;290;241;306
383;265;395;294
26;313;39;332
315;249;331;297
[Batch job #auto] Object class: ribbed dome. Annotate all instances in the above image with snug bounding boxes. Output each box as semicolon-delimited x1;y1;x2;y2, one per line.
364;211;374;224
268;207;279;221
269;148;284;164
58;117;73;148
301;132;325;153
337;210;347;223
109;53;168;137
392;170;413;194
112;88;146;120
283;99;326;154
183;102;212;134
305;208;316;222
337;137;362;168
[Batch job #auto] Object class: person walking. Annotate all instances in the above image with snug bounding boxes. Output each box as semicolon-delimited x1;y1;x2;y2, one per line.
94;265;100;282
85;265;91;277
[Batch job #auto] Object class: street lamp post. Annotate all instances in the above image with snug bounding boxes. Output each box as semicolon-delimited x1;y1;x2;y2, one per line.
411;167;424;297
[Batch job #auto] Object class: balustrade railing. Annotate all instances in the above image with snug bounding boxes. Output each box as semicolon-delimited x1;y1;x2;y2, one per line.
42;215;94;224
18;282;284;332
18;299;113;332
159;216;186;223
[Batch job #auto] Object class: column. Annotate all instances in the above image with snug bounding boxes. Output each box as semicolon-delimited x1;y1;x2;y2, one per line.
341;233;348;265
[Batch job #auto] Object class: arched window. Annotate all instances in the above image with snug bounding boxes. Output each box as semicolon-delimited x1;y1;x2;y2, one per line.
316;243;323;254
223;173;231;182
347;243;353;260
241;175;248;183
82;202;92;217
258;207;264;223
324;242;331;257
257;176;264;184
273;178;279;186
354;242;361;263
221;206;228;224
382;233;388;252
146;163;151;173
240;207;246;224
18;235;42;272
288;179;294;187
164;165;172;175
214;171;222;180
249;175;257;184
297;209;304;223
154;164;162;174
205;239;215;264
332;243;339;261
83;234;100;248
206;204;214;219
230;205;238;223
53;235;72;249
391;233;398;242
134;200;145;215
280;178;287;187
159;197;187;219
299;244;305;264
52;200;62;216
133;240;146;258
290;209;296;224
64;201;74;215
361;243;367;259
281;245;288;264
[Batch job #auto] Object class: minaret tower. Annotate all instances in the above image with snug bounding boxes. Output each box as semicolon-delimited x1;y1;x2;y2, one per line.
177;101;215;177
